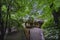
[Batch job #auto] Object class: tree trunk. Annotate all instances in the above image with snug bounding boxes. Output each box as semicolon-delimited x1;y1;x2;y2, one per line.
7;1;11;34
50;3;60;40
52;10;59;26
0;2;5;40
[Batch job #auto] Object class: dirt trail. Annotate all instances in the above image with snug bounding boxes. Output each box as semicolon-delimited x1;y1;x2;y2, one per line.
5;30;26;40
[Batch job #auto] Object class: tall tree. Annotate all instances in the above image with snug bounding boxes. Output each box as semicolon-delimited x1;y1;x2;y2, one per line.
0;0;5;40
50;2;60;40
